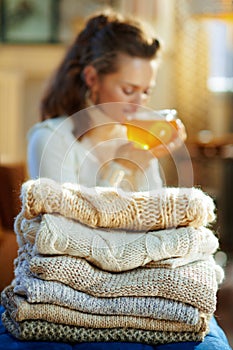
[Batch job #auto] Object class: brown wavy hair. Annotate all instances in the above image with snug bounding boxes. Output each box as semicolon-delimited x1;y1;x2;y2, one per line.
40;9;161;120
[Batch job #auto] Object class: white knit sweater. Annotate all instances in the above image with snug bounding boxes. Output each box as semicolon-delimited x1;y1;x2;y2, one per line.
15;212;219;272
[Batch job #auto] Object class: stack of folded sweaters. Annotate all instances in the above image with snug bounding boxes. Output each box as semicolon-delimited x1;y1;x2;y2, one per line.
1;178;224;346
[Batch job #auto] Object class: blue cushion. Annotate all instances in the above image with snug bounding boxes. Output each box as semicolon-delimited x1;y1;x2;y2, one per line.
0;306;231;350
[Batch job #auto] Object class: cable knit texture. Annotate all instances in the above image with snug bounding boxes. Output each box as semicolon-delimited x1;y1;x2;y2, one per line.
2;311;204;344
14;212;219;272
20;178;216;230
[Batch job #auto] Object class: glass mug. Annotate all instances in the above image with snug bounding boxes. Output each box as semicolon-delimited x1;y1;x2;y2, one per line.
84;105;185;188
123;109;183;151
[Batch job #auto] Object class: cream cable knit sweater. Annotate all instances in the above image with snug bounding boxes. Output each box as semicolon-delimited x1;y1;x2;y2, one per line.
27;253;223;314
14;212;219;272
1;286;209;333
20;178;216;230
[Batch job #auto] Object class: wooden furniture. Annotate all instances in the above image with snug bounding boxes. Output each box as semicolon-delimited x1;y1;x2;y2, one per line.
0;162;26;291
187;134;233;253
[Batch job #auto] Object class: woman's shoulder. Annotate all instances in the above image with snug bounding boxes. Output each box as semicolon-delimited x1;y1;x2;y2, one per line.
28;116;69;134
27;116;74;141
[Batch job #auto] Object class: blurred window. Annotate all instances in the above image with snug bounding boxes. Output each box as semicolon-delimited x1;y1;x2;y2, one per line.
206;20;233;92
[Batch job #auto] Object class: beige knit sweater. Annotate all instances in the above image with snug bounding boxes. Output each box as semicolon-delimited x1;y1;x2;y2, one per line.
1;286;209;333
20;178;216;230
13;260;200;325
14;212;219;272
26;252;223;314
2;310;205;344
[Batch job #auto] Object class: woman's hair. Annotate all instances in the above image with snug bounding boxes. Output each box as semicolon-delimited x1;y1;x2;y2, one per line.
40;9;161;120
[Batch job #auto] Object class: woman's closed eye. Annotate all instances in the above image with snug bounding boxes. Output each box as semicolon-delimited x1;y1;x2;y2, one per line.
143;87;153;97
122;85;154;98
122;86;135;95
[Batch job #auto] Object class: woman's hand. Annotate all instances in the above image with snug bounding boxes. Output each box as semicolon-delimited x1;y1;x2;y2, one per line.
115;118;187;168
83;123;129;164
114;142;154;170
84;117;187;170
150;118;187;158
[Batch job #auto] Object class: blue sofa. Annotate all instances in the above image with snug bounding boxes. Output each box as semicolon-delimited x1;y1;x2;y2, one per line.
0;306;231;350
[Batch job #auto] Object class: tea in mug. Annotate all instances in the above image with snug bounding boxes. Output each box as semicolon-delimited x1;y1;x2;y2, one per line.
123;110;181;150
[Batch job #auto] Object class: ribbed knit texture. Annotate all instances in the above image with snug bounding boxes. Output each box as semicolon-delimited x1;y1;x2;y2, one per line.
2;310;205;344
1;286;209;333
13;264;200;324
14;212;219;272
20;178;216;230
28;253;223;314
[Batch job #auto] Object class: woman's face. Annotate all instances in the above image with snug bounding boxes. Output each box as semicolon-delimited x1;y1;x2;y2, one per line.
85;53;158;119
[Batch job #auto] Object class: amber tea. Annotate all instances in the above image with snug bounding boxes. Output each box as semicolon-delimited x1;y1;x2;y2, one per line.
123;109;181;150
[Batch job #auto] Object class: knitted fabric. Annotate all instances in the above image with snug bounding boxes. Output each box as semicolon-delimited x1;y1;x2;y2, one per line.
12;262;200;325
14;212;219;272
20;178;216;230
14;213;40;248
1;286;209;333
2;311;205;344
28;253;223;314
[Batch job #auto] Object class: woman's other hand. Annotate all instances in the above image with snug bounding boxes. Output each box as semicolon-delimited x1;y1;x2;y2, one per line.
114;142;154;170
151;118;187;158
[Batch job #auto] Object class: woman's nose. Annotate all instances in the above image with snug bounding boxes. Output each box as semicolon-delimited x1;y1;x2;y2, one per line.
131;92;147;105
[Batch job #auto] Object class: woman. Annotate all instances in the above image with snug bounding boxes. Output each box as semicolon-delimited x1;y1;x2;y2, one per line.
27;9;184;190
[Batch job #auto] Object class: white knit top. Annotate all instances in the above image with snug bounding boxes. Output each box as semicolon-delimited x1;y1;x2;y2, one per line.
27;116;163;191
